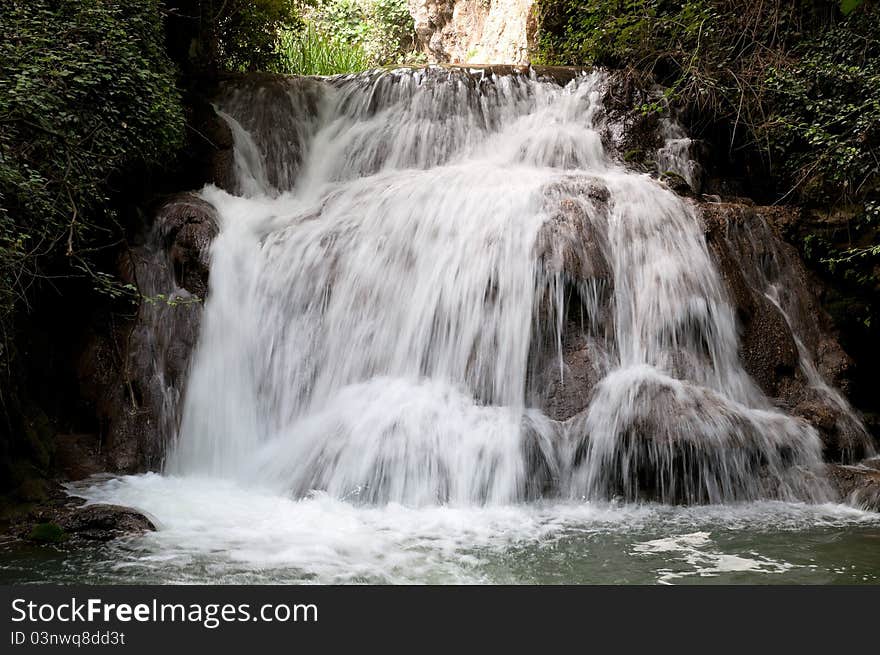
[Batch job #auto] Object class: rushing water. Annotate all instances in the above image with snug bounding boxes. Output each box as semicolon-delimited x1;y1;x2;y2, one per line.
2;476;879;584
6;67;875;584
169;68;832;505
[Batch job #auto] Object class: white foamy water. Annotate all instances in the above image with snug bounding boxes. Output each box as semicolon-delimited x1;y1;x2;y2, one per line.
66;474;879;584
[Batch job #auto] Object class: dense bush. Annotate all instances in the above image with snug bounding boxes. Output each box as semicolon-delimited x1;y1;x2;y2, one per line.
535;1;877;202
0;0;184;363
164;0;304;73
765;12;880;206
302;0;417;68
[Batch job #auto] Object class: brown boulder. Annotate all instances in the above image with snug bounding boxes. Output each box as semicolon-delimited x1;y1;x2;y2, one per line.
77;194;219;474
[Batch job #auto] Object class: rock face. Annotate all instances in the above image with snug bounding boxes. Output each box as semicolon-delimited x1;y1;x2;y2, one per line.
828;462;880;511
408;0;536;64
529;176;612;421
701;202;872;462
214;74;322;195
78;194;218;472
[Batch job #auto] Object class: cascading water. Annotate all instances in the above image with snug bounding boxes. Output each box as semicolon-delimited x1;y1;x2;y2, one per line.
164;68;830;505
33;67;880;585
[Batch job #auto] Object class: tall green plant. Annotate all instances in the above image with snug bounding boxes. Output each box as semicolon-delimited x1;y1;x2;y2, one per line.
304;0;416;67
277;23;371;75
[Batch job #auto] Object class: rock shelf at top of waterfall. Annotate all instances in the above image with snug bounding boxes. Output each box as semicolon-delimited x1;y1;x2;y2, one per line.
165;67;869;507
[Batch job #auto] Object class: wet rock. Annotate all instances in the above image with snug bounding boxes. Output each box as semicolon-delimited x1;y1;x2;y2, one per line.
660;171;696;197
21;505;155;544
187;95;236;193
827;463;880;511
156;193;219;298
9;483;156;545
536;176;611;283
53;433;104;481
59;504;155;542
739;294;800;398
701;201;872;460
78;194;219;473
539;334;607;421
530;176;614;420
793;394;872;463
215;74;323;193
565;372;827;504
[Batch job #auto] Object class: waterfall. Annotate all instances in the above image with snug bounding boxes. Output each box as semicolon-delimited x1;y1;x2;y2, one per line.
167;67;832;505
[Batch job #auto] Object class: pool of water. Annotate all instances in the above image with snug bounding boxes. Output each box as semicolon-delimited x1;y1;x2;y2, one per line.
2;474;879;585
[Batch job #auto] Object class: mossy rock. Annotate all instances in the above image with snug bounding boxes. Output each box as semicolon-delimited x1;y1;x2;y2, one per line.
28;522;66;544
623;148;645;163
659;171;693;196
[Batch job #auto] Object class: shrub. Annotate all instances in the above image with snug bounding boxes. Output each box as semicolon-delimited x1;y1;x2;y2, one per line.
0;0;184;363
304;0;417;67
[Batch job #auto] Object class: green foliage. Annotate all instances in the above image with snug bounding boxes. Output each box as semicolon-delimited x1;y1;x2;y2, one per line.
0;0;184;363
764;12;879;297
303;0;417;68
765;13;880;205
535;1;877;202
161;1;304;73
536;0;718;70
213;0;304;71
840;0;866;15
277;23;371;75
535;0;829;125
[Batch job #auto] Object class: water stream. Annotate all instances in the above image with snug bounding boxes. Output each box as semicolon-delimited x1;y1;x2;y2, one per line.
5;68;876;584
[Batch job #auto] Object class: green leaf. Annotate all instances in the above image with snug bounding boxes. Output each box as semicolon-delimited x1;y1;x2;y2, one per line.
840;0;865;15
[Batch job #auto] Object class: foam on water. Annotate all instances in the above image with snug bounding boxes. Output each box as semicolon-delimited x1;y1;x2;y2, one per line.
67;474;879;584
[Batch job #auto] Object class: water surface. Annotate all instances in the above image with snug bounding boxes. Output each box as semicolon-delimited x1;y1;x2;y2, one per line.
2;475;877;585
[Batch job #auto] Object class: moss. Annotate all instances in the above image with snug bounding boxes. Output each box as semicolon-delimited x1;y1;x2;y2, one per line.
28;522;66;544
623;148;645;163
